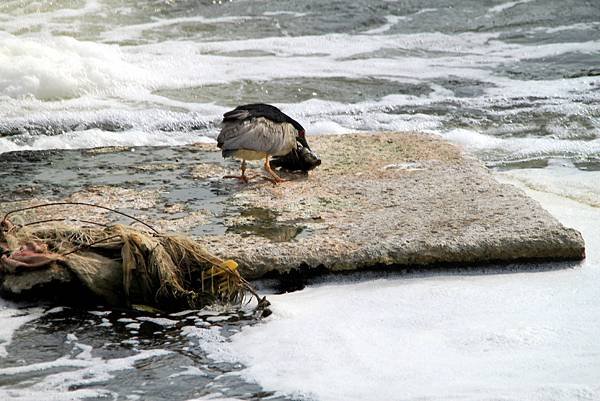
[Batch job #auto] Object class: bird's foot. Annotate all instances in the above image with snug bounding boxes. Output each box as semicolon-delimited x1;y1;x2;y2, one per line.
260;175;286;185
223;174;256;183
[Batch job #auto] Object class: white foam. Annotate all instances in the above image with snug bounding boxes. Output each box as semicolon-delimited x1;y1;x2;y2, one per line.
485;75;600;100
363;15;408;35
497;163;600;208
306;120;353;135
0;105;222;135
441;128;600;162
441;128;504;150
1;28;598;145
0;29;500;124
0;0;101;34
0;358;91;377
182;326;224;343
137;316;178;327
169;310;198;317
274;96;444;135
0;347;171;400
168;365;208;378
0;128;214;154
44;307;66;315
201;174;600;400
65;333;78;343
88;311;111;316
0;387;115;401
487;0;534;14
187;30;500;60
262;11;307;17
0;2;598;166
1;8;598;106
73;343;93;360
544;21;600;34
523;22;600;35
0;302;43;358
110;31;512;96
363;8;439;35
137;32;598;84
345;111;441;132
0;34;156;100
186;395;247;401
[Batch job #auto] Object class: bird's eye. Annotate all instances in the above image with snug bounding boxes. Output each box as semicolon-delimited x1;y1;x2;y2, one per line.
298;130;305;137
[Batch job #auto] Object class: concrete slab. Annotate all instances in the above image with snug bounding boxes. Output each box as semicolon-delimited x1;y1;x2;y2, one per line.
202;132;585;278
0;132;585;285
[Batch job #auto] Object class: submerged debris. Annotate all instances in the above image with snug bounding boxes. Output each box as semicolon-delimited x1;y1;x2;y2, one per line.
0;203;268;313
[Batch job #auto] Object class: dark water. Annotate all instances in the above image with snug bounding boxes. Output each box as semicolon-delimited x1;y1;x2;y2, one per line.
1;306;281;401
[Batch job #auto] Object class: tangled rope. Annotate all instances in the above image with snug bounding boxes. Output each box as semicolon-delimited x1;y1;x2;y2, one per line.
1;202;269;313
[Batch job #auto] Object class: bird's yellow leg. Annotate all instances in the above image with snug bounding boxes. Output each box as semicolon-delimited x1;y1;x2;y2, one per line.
224;160;257;183
263;156;286;183
241;160;249;182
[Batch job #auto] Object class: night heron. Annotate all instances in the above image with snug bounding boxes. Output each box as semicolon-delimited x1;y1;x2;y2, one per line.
217;103;312;183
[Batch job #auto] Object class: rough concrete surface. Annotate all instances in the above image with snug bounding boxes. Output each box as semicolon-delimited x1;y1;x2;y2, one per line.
0;132;585;285
202;133;585;278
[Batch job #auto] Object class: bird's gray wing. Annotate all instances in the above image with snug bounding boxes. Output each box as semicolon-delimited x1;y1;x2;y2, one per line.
217;117;296;156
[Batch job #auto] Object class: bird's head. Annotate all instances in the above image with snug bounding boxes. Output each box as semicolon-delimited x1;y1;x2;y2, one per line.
270;125;321;172
288;118;310;149
296;129;311;150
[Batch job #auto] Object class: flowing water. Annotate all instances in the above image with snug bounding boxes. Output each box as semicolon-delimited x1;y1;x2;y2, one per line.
1;1;599;400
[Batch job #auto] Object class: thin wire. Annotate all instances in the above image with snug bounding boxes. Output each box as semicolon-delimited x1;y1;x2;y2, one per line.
2;202;158;233
23;219;109;228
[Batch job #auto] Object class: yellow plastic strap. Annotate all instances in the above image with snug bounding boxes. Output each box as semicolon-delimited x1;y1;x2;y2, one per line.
220;259;238;271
